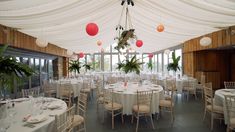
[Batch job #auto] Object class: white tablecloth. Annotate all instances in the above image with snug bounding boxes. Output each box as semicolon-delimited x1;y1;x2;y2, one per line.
214;89;235;124
105;82;164;115
5;98;67;132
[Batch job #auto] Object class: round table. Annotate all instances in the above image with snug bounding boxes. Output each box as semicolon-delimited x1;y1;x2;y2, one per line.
214;89;235;124
105;82;164;115
4;97;67;132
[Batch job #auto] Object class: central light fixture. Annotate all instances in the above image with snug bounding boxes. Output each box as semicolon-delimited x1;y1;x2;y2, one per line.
36;38;48;48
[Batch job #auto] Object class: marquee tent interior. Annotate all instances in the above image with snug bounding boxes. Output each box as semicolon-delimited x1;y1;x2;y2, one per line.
0;0;235;53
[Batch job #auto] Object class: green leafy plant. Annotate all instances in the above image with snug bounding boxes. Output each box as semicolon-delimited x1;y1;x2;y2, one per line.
83;63;92;71
167;51;181;72
116;55;143;74
147;58;153;71
69;60;81;75
114;29;135;52
0;44;34;96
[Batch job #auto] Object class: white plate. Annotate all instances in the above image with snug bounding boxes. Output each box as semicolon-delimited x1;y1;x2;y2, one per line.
26;115;47;124
13;98;29;102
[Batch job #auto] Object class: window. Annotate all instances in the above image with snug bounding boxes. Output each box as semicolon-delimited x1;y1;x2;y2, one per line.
94;54;101;71
154;54;158;72
104;54;111;71
175;49;182;76
163;53;168;73
112;54;119;71
143;54;149;72
158;53;162;72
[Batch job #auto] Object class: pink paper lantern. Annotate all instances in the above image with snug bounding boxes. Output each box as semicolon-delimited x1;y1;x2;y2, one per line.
148;53;153;58
136;40;143;48
97;40;102;46
79;52;84;58
86;23;99;36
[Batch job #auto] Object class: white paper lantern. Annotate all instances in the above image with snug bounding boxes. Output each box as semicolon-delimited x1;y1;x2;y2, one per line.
164;49;170;55
67;50;73;56
200;37;212;46
36;38;48;47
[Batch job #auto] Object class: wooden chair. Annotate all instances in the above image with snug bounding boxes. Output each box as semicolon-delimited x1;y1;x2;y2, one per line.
203;82;224;131
159;80;175;123
80;80;92;99
42;83;57;97
183;79;197;101
196;74;205;99
224;95;235;132
131;90;155;132
22;87;40;98
55;105;75;132
103;88;124;129
164;78;176;100
73;92;88;132
224;82;235;89
60;83;74;108
96;80;104;114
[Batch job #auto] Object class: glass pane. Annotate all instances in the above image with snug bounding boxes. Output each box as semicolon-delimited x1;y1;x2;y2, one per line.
154;54;158;72
18;57;29;90
143;54;149;72
158;53;162;72
41;59;48;83
31;58;40;87
94;54;101;71
112;54;119;71
48;60;53;80
104;54;111;71
111;43;119;53
164;53;168;73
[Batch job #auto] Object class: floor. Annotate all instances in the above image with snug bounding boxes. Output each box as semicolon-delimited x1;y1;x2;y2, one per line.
85;94;226;132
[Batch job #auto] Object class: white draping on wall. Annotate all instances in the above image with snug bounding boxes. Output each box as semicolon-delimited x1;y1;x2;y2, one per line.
0;0;235;53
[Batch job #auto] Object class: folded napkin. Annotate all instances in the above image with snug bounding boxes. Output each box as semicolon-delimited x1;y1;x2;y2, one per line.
47;103;61;109
27;115;47;123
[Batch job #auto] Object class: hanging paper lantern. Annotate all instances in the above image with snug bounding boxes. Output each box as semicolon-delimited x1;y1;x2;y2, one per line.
164;49;171;55
36;38;48;47
79;52;84;58
97;40;102;46
136;40;143;47
86;23;99;36
67;50;73;56
157;24;164;32
148;53;153;58
200;36;212;46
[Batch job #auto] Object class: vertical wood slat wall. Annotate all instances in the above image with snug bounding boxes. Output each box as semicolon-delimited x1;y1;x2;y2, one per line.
0;24;69;77
183;26;235;89
0;24;68;57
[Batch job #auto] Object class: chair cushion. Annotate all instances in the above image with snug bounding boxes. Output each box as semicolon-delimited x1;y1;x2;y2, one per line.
159;100;174;107
73;115;84;127
97;97;104;103
230;118;235;127
80;88;91;93
104;102;122;111
132;104;150;113
206;105;223;114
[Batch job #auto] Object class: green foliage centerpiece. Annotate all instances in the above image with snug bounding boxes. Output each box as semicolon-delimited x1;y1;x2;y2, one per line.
117;55;143;75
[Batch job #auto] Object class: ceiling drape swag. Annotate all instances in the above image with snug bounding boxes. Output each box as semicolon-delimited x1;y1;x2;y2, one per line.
0;0;234;53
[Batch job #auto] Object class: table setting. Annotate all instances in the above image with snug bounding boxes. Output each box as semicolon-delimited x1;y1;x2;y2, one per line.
104;81;164;115
0;97;67;132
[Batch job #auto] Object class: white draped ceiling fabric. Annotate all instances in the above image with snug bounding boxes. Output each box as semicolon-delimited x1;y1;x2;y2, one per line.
0;0;235;53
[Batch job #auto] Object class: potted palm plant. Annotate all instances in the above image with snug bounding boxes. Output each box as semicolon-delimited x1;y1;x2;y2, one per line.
68;60;81;77
0;44;34;99
167;51;180;76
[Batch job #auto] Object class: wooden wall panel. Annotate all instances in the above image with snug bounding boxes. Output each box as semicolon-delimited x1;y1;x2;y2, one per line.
0;24;67;57
183;52;195;76
232;54;235;81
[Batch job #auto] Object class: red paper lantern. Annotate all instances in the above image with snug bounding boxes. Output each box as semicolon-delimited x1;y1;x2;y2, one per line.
157;24;164;32
97;40;102;46
79;52;84;58
148;53;153;58
86;23;99;36
136;40;143;47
